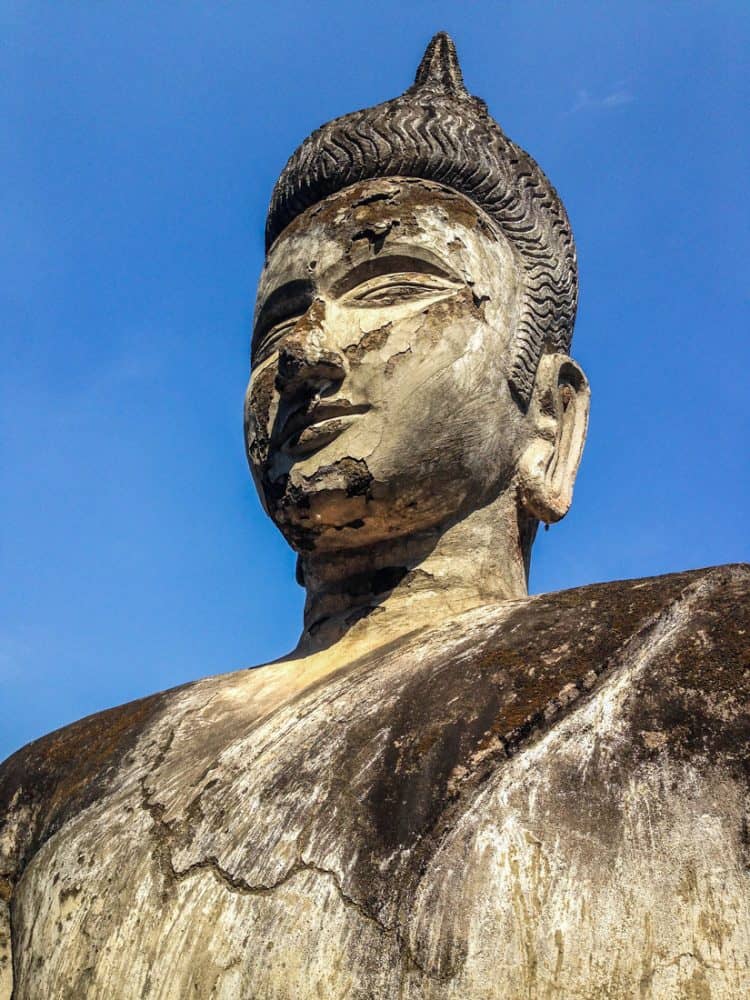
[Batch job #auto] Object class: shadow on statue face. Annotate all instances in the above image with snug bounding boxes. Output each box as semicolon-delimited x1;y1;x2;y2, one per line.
244;178;530;553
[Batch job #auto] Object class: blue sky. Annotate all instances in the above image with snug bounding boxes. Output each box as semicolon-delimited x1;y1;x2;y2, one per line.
2;1;748;760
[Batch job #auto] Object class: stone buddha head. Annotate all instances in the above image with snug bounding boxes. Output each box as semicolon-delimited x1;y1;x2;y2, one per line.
244;34;589;617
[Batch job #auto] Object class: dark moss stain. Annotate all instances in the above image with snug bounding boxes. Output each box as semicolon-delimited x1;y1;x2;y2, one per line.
2;563;749;983
341;458;374;498
344;323;392;367
0;690;170;884
243;565;750;924
384;347;412;378
351;222;399;255
302;457;373;500
351;191;397;209
284;178;497;247
245;365;275;466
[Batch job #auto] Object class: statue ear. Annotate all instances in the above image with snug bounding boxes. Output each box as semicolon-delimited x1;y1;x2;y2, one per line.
517;353;590;523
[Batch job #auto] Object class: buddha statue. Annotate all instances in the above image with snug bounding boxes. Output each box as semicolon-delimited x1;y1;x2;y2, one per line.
1;33;748;1000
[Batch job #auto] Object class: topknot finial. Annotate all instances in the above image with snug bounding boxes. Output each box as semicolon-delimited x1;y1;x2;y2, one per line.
413;32;467;96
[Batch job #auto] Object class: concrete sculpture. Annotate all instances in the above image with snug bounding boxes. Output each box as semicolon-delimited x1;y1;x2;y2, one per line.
1;33;748;999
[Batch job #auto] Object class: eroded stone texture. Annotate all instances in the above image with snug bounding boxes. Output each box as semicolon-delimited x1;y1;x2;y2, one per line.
241;34;591;659
2;567;750;998
2;31;748;1000
265;32;577;406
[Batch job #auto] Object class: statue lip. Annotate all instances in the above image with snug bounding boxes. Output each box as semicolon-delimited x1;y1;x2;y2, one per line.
277;400;370;456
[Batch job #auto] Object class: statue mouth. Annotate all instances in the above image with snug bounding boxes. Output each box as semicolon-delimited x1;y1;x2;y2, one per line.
277;400;370;458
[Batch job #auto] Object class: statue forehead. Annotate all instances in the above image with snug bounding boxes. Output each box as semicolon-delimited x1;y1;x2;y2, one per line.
257;178;514;304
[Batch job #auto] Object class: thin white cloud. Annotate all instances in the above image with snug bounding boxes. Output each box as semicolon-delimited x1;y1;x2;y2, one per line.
566;86;634;115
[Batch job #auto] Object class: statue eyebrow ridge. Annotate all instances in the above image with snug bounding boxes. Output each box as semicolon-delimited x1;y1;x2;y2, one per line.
329;253;461;297
253;278;315;357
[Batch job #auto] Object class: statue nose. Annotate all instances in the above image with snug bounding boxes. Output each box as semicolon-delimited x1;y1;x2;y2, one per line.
275;300;346;395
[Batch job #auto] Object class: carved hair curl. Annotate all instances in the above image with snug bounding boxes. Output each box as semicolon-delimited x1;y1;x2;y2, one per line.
265;33;577;404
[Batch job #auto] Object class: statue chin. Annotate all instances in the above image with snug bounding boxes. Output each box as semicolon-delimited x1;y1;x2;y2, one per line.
262;455;480;555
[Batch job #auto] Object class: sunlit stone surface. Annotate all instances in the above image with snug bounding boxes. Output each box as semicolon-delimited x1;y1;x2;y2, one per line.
2;33;748;1000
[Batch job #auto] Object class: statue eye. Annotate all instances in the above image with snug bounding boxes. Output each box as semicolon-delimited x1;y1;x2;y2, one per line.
252;318;298;365
346;273;457;306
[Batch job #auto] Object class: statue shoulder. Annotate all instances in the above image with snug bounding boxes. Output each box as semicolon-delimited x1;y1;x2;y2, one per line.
0;687;176;890
0;655;286;894
486;562;750;752
477;563;750;753
365;561;750;809
592;561;750;764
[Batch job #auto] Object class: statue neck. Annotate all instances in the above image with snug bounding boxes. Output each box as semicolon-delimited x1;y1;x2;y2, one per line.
294;491;535;660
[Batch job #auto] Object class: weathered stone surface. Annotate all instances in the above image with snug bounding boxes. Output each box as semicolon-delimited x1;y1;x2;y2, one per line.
265;32;576;406
242;33;591;658
3;31;748;999
2;565;749;998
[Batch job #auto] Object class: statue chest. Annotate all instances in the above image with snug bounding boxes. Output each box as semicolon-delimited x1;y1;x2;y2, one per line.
6;570;750;998
10;657;750;1000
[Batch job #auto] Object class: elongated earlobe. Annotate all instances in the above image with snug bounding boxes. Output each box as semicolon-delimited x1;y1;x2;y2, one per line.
518;353;590;523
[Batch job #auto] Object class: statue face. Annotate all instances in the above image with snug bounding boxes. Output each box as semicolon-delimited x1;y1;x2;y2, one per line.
245;178;528;553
